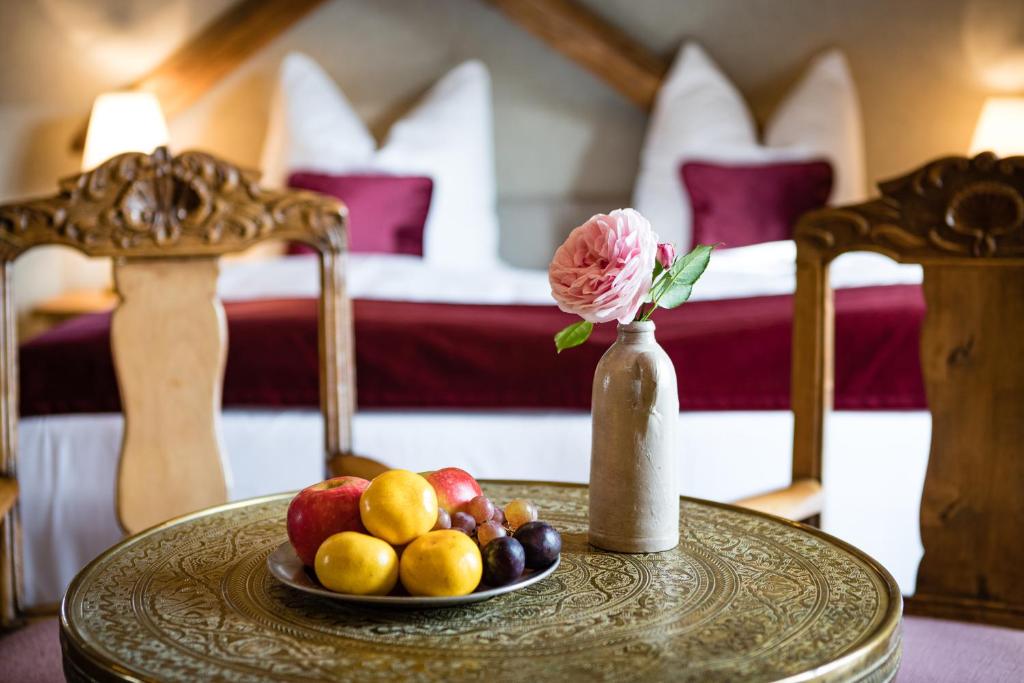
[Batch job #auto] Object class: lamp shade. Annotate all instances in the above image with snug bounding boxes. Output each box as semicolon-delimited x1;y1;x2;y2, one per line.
969;96;1024;157
81;92;169;171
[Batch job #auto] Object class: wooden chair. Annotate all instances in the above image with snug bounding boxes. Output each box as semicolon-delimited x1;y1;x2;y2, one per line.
0;147;382;626
787;152;1024;629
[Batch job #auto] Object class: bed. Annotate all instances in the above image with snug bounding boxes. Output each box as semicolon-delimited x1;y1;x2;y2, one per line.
16;242;929;608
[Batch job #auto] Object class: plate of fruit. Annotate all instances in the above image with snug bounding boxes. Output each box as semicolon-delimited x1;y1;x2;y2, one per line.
268;468;562;606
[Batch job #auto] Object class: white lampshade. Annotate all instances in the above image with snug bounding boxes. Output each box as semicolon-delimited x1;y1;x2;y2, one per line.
969;96;1024;157
81;92;170;171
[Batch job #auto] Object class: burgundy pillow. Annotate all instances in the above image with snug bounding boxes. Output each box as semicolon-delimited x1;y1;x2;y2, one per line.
286;172;433;256
681;160;833;248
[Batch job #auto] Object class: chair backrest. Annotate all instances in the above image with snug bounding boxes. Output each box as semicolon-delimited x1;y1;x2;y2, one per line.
0;148;354;539
791;153;1024;629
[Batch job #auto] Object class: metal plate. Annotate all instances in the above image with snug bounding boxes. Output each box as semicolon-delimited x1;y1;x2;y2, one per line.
267;540;560;607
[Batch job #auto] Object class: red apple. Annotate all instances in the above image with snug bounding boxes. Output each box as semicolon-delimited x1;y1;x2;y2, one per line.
424;467;482;514
287;476;370;566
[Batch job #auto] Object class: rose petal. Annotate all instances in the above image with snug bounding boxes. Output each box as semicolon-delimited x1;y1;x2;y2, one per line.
548;209;658;324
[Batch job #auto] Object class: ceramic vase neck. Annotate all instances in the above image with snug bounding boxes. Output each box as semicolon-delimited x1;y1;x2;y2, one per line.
616;320;656;344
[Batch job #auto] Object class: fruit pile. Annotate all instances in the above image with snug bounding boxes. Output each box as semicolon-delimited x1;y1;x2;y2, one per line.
286;467;562;597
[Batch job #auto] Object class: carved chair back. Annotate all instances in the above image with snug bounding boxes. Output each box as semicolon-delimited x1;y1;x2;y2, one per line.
791;153;1024;629
0;148;354;623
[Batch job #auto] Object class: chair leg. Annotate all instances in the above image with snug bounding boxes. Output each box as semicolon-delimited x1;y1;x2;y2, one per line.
0;511;20;628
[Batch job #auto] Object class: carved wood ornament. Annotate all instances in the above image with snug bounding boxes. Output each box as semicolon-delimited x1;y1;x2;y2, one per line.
0;148;354;625
792;152;1024;629
795;153;1024;264
0;147;346;259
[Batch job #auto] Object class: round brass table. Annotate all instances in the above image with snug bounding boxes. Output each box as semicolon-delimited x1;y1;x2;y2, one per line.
61;482;902;682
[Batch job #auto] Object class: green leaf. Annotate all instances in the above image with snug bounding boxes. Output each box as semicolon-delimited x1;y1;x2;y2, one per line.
657;283;694;309
641;244;715;318
679;244;712;284
554;320;593;353
649;244;713;302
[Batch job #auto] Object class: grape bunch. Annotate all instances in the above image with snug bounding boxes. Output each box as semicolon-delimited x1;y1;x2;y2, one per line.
431;494;561;586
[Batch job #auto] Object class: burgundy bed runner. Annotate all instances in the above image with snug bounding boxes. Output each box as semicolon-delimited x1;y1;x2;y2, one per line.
19;286;926;416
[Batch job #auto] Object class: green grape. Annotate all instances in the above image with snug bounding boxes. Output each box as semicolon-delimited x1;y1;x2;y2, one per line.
504;499;538;531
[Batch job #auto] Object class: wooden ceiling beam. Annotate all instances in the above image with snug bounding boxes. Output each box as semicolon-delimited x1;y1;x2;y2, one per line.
72;0;329;150
71;0;667;151
483;0;667;110
131;0;329;117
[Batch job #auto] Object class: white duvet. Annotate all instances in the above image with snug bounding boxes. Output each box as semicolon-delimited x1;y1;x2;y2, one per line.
218;241;922;304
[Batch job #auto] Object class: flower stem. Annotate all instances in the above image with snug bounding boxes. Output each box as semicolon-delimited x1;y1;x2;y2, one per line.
639;269;671;321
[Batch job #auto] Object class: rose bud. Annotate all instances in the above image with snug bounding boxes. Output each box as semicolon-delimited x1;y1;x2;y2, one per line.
656;242;676;270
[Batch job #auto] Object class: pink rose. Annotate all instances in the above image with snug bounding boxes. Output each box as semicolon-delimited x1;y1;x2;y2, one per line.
657;243;676;269
548;209;658;324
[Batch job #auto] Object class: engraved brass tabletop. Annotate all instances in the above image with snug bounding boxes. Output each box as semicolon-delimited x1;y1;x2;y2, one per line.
60;481;902;682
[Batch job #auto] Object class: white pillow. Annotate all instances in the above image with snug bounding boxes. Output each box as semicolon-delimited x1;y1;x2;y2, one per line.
765;50;866;206
632;44;756;249
260;53;500;266
633;44;866;248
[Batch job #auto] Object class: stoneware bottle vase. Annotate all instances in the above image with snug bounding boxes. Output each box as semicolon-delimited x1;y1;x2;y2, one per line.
588;320;679;553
